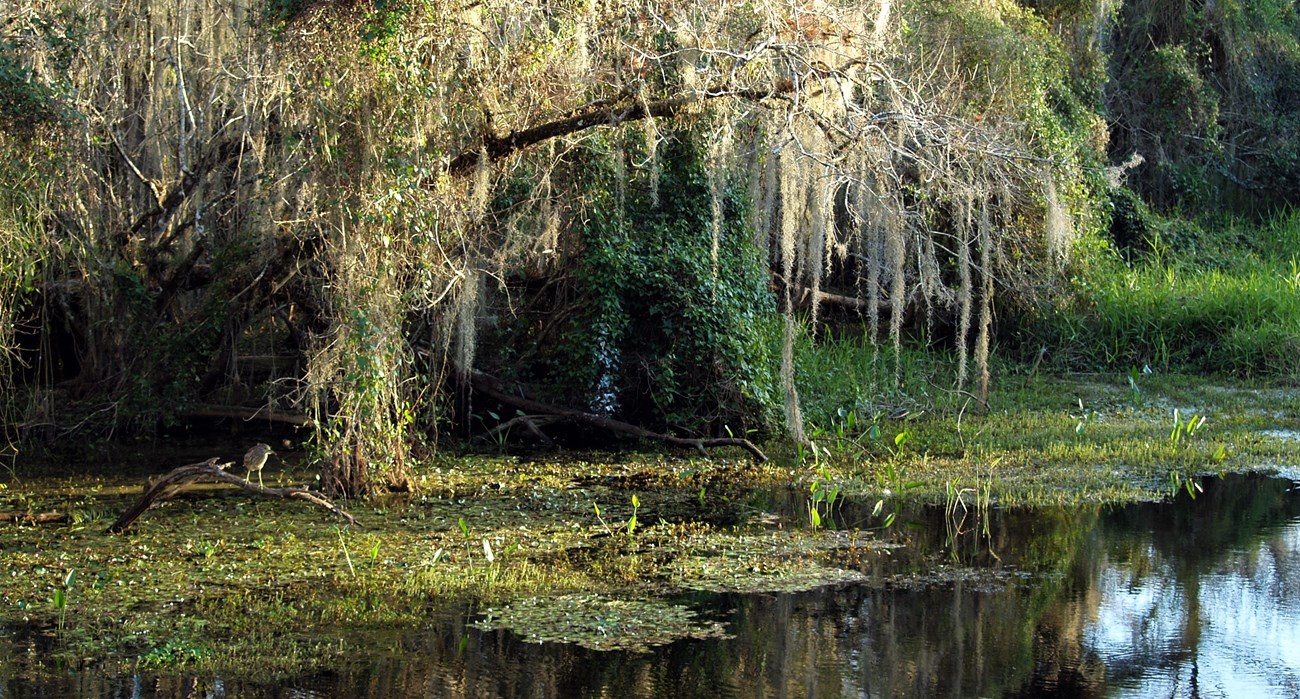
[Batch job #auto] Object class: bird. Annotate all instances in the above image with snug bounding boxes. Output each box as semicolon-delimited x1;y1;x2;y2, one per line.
242;443;274;487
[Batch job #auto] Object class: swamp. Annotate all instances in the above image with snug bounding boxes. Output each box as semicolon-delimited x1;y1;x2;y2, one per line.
3;376;1300;696
4;0;1300;696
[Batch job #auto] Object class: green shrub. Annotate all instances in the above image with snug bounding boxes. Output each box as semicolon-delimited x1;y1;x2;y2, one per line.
484;131;782;437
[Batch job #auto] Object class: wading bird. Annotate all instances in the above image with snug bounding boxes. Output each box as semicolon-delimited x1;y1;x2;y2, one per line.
243;443;273;487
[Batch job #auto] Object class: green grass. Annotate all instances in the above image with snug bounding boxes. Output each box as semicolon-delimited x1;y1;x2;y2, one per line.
793;372;1300;507
792;326;963;430
787;319;1300;508
1029;209;1300;377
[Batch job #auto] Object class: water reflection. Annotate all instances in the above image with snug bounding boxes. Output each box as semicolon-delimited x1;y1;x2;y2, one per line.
2;474;1297;698
1074;475;1300;698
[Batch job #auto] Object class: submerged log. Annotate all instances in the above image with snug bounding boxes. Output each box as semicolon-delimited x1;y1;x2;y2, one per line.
107;457;356;533
0;510;68;525
465;370;769;463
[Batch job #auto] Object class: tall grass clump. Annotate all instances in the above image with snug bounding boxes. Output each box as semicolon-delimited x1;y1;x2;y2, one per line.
791;321;967;432
1039;210;1300;378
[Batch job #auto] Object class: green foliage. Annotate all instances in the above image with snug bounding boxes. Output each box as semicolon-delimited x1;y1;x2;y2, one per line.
259;0;307;26
1028;210;1300;377
1109;0;1300;213
0;5;83;131
790;321;948;432
806;466;840;530
358;1;414;59
500;132;781;437
908;0;1112;272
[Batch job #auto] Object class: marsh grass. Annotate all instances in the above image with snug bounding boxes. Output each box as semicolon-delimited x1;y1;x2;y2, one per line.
791;345;1299;508
1035;210;1300;377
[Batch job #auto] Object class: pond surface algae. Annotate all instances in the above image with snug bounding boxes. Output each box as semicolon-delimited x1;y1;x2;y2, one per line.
1;375;1298;685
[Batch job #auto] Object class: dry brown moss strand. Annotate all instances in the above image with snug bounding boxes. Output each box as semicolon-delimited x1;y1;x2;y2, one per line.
885;196;906;386
781;311;806;444
455;268;482;378
862;177;883;347
806;165;828;335
776;138;806;444
778;143;801;290
976;195;994;407
1044;174;1074;263
956;192;973;392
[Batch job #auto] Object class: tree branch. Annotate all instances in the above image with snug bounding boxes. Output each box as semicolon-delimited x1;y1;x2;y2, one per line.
107;457;356;533
465;370;768;463
444;84;794;177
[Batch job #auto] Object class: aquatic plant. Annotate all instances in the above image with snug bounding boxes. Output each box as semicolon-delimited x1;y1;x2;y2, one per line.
458;516;473;565
943;480;995;562
52;568;73;637
807;468;841;530
626;494;639;541
1169;409;1207;450
336;528;356;579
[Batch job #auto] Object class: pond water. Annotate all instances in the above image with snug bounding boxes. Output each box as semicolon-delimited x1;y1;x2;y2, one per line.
2;472;1298;698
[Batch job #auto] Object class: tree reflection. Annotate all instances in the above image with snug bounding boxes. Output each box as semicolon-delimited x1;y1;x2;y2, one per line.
3;476;1297;698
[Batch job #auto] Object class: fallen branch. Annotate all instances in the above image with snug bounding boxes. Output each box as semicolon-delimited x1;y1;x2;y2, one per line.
790;284;870;313
107;457;356;533
185;404;314;427
0;510;67;525
479;414;558;447
441;58;866;176
466;370;768;463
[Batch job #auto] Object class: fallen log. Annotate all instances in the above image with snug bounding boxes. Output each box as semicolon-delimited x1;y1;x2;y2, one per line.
466;370;768;463
0;510;67;525
184;404;314;427
478;414;558;447
107;457;356;533
772;275;873;313
791;285;869;313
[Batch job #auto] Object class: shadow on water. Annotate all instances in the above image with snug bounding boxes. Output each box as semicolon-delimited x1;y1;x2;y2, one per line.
2;473;1298;698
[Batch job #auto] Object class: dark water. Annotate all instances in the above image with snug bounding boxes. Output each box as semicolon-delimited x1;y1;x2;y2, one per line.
3;473;1298;698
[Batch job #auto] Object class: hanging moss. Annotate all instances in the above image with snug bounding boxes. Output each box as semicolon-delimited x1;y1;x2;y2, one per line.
482;131;782;439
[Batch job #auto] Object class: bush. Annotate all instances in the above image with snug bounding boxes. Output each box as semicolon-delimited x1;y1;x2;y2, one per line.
482;131;782;437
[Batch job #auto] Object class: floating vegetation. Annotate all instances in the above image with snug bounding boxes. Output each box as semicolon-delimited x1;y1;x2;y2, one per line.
683;563;866;595
1;377;1298;678
474;594;729;651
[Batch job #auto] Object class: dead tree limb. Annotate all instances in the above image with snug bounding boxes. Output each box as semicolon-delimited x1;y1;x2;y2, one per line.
184;404;314;427
466;370;768;463
441;64;854;176
479;414;558;446
791;285;870;313
0;511;67;525
107;457;356;533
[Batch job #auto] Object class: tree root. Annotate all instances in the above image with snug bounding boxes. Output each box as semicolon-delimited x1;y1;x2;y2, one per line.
107;457;357;533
